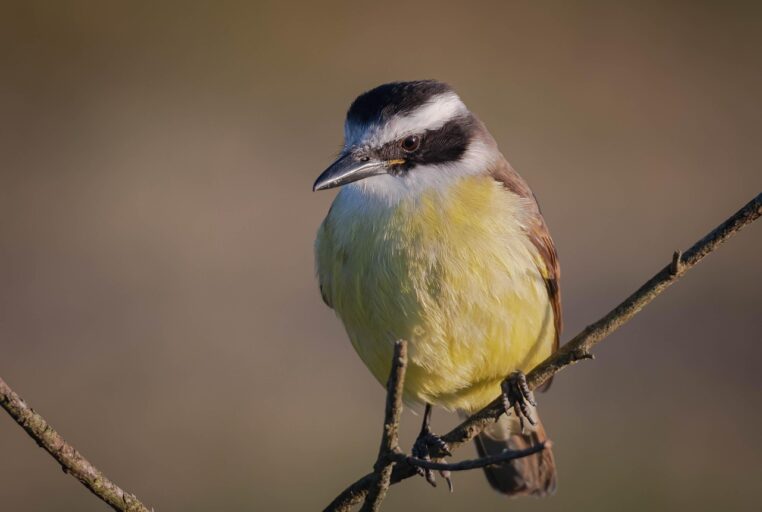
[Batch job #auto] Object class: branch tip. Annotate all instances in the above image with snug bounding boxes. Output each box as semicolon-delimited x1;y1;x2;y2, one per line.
0;377;152;512
360;340;408;512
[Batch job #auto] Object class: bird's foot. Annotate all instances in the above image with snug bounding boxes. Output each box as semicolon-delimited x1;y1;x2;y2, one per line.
412;429;453;491
501;371;537;433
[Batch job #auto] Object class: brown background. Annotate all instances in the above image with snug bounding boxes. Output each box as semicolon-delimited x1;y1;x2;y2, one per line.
1;2;760;511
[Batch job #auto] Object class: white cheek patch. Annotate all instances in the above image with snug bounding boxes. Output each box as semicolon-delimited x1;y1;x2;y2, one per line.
344;92;468;149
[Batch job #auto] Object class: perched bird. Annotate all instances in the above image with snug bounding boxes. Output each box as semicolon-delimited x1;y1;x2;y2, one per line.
314;80;560;496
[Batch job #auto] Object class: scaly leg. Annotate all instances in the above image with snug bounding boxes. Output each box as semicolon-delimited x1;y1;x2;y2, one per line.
411;403;453;491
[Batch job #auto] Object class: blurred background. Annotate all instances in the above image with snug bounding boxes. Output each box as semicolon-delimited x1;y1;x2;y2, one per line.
1;1;760;511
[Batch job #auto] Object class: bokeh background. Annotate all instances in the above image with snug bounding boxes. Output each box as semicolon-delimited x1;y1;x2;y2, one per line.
1;2;760;511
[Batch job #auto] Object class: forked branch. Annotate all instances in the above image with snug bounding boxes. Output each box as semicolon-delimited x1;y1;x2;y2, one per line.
325;192;761;512
0;194;759;512
358;341;551;511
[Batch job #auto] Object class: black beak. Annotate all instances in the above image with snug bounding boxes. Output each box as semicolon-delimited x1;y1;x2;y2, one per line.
313;152;389;191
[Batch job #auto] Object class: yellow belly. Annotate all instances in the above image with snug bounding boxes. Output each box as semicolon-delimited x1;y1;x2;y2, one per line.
316;174;555;413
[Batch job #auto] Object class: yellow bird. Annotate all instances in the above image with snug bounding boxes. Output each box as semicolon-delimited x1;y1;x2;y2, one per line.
314;80;560;496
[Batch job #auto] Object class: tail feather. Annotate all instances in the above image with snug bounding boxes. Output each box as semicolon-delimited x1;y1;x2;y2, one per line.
474;415;557;497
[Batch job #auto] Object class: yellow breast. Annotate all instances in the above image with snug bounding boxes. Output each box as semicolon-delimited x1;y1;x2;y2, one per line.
315;174;555;413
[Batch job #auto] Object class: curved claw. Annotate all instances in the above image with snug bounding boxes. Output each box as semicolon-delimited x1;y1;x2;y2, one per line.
501;371;538;433
412;431;453;488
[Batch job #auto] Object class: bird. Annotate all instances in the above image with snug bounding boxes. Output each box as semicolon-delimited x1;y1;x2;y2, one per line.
313;80;560;497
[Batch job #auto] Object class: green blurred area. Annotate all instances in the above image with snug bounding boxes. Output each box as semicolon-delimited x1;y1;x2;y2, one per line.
1;1;760;511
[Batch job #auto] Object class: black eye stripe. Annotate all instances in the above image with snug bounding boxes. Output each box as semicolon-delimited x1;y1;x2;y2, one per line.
373;116;474;169
410;117;473;165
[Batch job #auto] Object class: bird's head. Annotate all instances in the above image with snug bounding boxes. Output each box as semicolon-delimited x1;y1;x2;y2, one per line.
313;80;499;201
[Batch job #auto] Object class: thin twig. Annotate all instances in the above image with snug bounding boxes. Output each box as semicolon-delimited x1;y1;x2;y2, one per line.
393;441;549;472
360;340;408;512
324;192;761;512
360;342;544;510
0;377;152;512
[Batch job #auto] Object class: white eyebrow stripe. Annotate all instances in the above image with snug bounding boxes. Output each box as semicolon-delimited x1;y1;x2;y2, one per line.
344;92;468;148
374;92;467;144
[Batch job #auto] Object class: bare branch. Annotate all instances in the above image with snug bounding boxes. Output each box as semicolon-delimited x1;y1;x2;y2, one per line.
0;377;152;512
359;340;408;512
394;441;549;472
325;192;762;512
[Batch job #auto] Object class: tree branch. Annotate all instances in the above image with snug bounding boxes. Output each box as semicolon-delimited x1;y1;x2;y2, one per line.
393;441;549;472
0;377;152;512
360;340;407;512
357;343;548;511
324;192;761;512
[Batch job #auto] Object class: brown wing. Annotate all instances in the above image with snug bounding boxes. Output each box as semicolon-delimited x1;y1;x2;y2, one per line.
490;159;562;388
525;215;562;355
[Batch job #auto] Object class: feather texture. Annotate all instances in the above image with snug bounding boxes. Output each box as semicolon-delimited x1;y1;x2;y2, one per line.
316;172;558;412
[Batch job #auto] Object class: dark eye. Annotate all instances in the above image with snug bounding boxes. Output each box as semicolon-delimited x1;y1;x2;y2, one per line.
400;135;421;152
